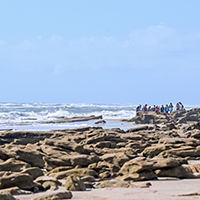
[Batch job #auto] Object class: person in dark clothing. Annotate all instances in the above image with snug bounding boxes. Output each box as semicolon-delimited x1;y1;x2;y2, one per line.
160;105;165;113
136;105;142;112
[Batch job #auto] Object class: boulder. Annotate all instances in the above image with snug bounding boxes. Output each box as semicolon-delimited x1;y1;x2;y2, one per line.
15;144;46;168
32;190;73;200
0;186;32;195
0;192;16;200
142;145;170;158
93;141;116;149
0;148;9;160
88;161;120;174
49;168;98;179
152;157;181;169
42;181;59;191
0;158;30;172
190;164;200;173
155;166;194;178
0;173;34;190
95;180;151;188
118;157;156;176
100;152;129;167
21;167;44;180
159;146;200;157
44;139;86;154
64;175;86;191
67;154;99;167
34;176;62;186
116;171;157;181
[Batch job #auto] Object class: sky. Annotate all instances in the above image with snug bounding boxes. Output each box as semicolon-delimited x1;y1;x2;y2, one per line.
0;0;200;105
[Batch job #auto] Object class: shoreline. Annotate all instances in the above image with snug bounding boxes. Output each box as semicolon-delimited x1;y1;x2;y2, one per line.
1;110;200;200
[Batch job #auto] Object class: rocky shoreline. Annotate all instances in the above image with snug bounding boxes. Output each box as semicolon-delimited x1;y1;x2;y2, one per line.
0;109;200;199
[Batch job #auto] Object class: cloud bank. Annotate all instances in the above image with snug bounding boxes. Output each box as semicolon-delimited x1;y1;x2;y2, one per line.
1;23;200;77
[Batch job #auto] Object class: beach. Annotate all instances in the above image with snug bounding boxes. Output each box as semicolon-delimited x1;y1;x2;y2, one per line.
0;104;200;199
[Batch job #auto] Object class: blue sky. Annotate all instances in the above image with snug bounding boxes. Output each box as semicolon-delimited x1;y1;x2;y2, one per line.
0;0;200;105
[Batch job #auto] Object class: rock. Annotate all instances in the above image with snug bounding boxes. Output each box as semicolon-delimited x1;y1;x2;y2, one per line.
185;122;200;131
44;139;86;154
142;145;170;158
126;125;149;132
44;154;99;170
34;176;62;187
54;115;102;123
42;181;59;191
158;137;200;146
49;168;98;179
32;190;73;200
0;148;9;160
0;186;32;195
0;158;30;172
0;131;53;144
118;157;156;176
191;130;200;138
48;166;73;173
116;171;157;181
152;157;181;169
88;161;120;174
131;109;200;124
81;176;96;182
155;166;194;178
43;156;71;171
0;192;16;200
0;173;34;190
99;171;111;180
159;146;200;157
95;180;151;188
15;144;46;168
100;152;129;167
190;164;200;173
161;123;177;131
68;154;99;167
64;175;86;191
93;141;116;149
21;167;44;180
94;120;106;124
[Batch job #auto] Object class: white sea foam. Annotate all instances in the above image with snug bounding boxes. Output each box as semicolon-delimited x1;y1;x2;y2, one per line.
0;102;197;131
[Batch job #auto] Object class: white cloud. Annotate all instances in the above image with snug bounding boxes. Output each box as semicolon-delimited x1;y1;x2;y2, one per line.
1;24;200;75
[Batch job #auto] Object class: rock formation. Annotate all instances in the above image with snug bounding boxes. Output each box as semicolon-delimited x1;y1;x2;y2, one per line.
0;109;199;199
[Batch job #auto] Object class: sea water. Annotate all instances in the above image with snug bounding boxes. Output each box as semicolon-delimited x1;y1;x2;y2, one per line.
0;103;197;131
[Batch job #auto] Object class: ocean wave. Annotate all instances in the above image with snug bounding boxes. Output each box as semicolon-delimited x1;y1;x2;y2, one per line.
0;102;197;130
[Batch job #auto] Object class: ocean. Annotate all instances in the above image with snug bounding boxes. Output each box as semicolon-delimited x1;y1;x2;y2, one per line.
0;103;197;131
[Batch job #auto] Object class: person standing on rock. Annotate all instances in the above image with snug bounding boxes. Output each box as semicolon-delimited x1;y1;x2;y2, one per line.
148;106;151;111
169;103;173;113
160;105;165;113
179;102;184;110
176;103;180;110
136;105;142;112
143;104;148;112
165;104;169;113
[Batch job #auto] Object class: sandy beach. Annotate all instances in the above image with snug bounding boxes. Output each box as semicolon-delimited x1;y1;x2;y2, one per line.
14;178;200;200
0;108;200;200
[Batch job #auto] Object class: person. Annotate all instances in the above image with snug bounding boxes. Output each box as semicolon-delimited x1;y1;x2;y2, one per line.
136;105;142;112
156;106;160;114
160;105;165;113
179;102;184;110
152;105;156;112
165;104;169;113
148;106;151;111
176;103;180;110
143;104;148;112
169;103;173;113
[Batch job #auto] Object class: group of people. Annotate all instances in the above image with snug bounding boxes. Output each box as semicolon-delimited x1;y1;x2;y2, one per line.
136;102;184;114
